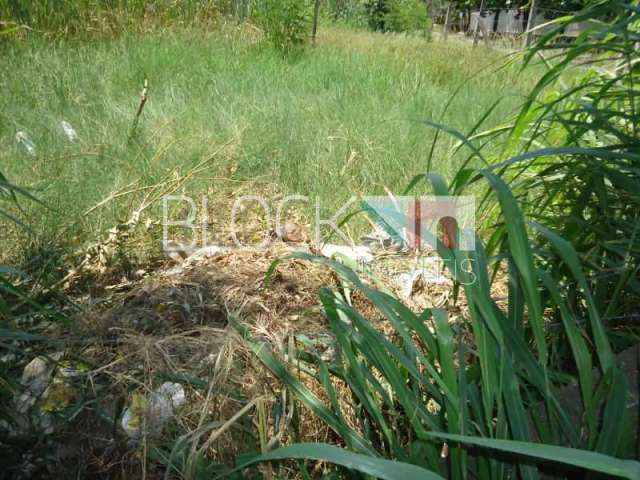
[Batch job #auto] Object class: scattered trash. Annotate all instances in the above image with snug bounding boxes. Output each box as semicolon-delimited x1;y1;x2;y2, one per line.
18;356;86;414
61;120;78;142
396;259;448;298
361;225;404;252
396;270;426;299
15;131;36;156
426;398;442;415
42;360;87;413
187;245;227;262
0;352;17;363
163;241;192;263
163;242;231;264
21;357;53;398
320;244;373;264
41;381;77;413
280;222;309;243
121;382;186;440
57;360;88;379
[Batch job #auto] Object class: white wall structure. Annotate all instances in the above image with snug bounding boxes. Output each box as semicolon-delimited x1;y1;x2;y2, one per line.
496;9;524;34
565;21;589;37
531;12;556;36
469;10;496;37
468;9;581;37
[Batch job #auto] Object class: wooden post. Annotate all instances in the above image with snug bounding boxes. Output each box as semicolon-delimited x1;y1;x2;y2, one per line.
524;0;537;47
442;2;451;41
473;0;486;47
312;0;321;46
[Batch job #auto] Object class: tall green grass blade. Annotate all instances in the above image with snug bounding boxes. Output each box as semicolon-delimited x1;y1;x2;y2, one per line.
224;443;446;480
531;223;614;373
320;290;401;453
418;120;489;167
490;147;640;174
594;369;629;456
230;316;375;456
335;295;442;434
502;360;539;480
480;170;546;365
433;310;463;480
288;253;453;407
538;270;594;417
428;433;640;480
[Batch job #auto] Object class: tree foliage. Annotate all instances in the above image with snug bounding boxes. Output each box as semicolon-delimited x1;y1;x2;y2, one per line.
364;0;428;32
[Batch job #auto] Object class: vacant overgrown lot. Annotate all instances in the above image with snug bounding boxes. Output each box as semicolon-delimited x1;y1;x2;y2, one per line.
2;2;640;478
1;25;532;262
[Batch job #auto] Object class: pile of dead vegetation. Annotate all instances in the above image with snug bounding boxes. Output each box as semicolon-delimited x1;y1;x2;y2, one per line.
4;226;488;478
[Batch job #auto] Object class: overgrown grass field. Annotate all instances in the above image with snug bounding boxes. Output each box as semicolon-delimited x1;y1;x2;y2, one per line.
1;25;532;261
3;1;639;478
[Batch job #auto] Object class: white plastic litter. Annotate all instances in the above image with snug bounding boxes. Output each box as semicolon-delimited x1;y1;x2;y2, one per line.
156;382;186;409
21;357;52;396
396;271;424;299
121;382;186;440
396;260;449;299
61;120;78;142
187;245;227;262
321;244;373;264
17;356;55;413
15;131;36;156
361;225;404;252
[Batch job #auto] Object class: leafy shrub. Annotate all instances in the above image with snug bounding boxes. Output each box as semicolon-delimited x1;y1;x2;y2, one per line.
364;0;392;30
238;172;638;478
254;0;312;53
233;1;640;478
450;0;640;330
386;0;429;33
326;0;369;26
365;0;428;33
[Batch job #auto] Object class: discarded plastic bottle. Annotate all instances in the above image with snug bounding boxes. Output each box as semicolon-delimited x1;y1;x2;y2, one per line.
61;120;78;142
15;131;36;156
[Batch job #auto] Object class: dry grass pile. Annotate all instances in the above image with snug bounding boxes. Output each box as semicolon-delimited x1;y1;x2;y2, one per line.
30;239;509;478
59;244;330;475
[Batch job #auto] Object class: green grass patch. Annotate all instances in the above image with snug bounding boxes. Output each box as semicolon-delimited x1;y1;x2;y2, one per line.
1;25;533;261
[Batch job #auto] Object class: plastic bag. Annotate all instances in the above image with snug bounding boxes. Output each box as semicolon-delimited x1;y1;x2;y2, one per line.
121;382;186;440
15;131;36;156
61;120;78;142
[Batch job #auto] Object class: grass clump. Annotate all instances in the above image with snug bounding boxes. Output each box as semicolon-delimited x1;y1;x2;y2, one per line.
451;0;640;329
2;2;639;479
254;0;312;53
0;25;530;266
0;0;221;38
230;1;640;478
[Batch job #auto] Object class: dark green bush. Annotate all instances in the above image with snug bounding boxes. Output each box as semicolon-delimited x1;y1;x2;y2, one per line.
254;0;312;53
365;0;428;33
451;0;640;329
